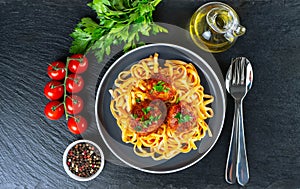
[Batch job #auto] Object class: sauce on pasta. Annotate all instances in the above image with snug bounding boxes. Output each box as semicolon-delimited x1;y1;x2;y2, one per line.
109;53;214;160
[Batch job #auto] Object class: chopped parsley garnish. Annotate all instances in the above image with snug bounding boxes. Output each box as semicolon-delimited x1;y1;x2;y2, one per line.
175;98;180;104
130;114;161;130
135;98;141;103
142;119;152;128
163;88;170;93
142;106;152;115
151;114;162;122
141;114;161;128
131;114;138;119
175;113;191;124
152;80;170;92
134;125;142;132
157;80;164;85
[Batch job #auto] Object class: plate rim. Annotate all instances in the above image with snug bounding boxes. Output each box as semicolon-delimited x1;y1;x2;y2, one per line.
95;43;226;174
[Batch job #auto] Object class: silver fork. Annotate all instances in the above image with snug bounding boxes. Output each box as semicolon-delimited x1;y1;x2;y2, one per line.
225;57;253;186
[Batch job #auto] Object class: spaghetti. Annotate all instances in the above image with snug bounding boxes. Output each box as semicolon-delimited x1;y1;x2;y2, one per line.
109;53;214;160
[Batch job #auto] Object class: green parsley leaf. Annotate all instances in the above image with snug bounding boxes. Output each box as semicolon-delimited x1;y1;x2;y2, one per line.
174;113;181;119
152;80;169;92
135;98;141;103
157;81;165;85
142;120;152;128
163;88;170;93
131;114;138;119
175;112;192;124
142;106;152;115
153;85;164;92
151;114;161;122
134;125;142;131
140;114;161;128
69;0;168;63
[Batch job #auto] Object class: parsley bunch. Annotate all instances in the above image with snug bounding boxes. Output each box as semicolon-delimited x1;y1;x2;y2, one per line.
70;0;168;62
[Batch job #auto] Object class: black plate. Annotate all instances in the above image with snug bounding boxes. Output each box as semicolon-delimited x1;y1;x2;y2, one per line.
95;43;226;173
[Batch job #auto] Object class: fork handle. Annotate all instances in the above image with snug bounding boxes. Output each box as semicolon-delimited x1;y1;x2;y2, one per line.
237;101;249;186
225;100;250;185
225;100;239;184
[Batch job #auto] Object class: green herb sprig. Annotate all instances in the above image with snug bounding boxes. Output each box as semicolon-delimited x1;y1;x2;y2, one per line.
175;113;191;124
142;114;161;127
152;80;170;92
131;114;138;119
135;98;141;103
135;114;162;131
70;0;168;62
142;106;152;115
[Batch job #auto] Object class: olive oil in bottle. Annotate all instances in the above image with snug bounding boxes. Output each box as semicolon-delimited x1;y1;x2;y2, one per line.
190;2;246;53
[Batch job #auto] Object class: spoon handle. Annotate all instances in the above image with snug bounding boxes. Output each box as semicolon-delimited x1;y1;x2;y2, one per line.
237;101;249;186
225;100;239;184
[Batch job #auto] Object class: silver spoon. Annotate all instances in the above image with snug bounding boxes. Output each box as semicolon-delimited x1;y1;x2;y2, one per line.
225;57;253;186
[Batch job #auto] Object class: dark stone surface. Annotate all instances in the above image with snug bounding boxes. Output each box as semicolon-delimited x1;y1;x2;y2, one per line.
0;0;299;188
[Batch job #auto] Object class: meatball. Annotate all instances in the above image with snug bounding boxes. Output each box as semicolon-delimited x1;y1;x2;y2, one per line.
130;99;167;135
138;78;176;101
166;102;196;132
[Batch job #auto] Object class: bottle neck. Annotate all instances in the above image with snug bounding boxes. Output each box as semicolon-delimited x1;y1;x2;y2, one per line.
206;7;246;42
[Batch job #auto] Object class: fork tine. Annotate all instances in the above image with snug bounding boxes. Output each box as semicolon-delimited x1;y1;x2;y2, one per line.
240;58;246;85
232;59;237;85
236;60;240;85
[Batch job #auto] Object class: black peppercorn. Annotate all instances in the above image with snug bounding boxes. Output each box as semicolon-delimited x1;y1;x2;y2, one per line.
66;142;102;177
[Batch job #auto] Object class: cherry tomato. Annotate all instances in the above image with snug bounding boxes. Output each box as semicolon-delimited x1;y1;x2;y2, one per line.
65;74;84;93
67;115;88;134
44;101;64;120
44;81;64;100
47;61;66;80
66;95;84;114
68;54;88;74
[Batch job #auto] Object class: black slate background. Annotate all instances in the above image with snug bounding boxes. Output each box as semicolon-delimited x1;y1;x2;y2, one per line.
0;0;300;188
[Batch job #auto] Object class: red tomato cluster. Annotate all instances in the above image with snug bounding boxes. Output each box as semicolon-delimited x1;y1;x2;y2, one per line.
44;54;89;135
